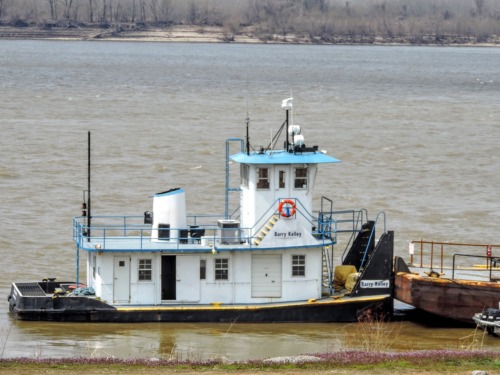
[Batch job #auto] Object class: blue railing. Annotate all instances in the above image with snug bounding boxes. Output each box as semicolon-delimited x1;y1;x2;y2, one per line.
359;211;387;270
74;214;227;251
73;203;372;252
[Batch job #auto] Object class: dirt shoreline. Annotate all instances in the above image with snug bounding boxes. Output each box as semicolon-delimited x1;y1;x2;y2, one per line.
0;25;267;43
1;25;499;46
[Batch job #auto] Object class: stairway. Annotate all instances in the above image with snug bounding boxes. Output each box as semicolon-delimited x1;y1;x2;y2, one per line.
322;246;334;292
342;221;375;272
253;215;279;246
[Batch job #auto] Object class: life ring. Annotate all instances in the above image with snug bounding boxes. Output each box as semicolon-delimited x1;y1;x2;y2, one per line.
278;199;296;218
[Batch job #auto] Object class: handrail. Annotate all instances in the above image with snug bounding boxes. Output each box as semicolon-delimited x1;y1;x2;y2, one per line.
294;198;331;237
73;204;374;252
359;211;387;270
74;200;340;252
409;239;500;274
452;254;500;281
339;209;368;260
75;224;229;252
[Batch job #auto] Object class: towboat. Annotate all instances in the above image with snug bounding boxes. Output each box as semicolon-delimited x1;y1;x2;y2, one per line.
395;241;500;324
8;98;394;322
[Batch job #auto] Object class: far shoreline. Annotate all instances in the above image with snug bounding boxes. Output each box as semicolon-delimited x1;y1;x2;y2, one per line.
1;25;499;47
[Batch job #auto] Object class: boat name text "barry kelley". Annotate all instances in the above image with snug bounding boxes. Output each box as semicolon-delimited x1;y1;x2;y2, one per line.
360;280;390;288
274;231;302;238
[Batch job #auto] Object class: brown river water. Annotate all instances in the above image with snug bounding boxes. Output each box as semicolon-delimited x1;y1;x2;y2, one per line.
0;40;499;359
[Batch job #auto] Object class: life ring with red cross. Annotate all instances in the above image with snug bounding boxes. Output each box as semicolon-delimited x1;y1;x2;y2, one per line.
278;199;296;218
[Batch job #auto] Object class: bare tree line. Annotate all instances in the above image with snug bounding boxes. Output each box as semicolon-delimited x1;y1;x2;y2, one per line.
1;0;499;43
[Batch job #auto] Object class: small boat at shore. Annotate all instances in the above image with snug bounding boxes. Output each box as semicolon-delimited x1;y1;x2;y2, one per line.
395;240;500;324
8;98;394;323
473;308;500;336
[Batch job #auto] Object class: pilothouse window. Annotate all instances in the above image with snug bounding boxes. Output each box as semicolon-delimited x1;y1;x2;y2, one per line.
294;167;308;189
256;168;270;189
279;170;286;188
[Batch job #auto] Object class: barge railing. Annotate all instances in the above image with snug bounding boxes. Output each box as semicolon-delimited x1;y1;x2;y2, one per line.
408;240;500;278
452;254;500;281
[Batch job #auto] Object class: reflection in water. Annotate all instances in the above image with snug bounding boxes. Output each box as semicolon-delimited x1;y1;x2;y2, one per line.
3;319;500;360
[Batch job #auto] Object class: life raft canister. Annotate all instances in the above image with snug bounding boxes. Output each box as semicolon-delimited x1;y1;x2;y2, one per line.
278;199;296;218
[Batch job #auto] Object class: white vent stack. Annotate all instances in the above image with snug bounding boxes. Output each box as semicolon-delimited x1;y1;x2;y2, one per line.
151;188;187;243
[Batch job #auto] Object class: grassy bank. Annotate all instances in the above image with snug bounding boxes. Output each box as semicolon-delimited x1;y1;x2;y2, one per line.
1;350;500;374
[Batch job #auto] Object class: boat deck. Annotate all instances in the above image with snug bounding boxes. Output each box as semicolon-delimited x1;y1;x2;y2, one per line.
10;279;393;323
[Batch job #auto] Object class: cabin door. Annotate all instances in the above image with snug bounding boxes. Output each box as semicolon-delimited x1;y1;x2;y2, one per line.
251;254;282;298
113;256;130;303
176;256;201;302
161;256;176;300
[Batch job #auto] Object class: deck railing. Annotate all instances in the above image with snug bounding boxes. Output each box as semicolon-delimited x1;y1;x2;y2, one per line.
73;204;375;252
73;208;345;252
73;214;227;251
408;240;500;279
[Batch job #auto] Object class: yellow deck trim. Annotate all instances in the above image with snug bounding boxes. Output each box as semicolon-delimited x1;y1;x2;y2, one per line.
115;295;391;312
472;264;500;269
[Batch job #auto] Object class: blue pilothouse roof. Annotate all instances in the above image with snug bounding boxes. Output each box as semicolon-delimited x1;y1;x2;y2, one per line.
230;149;340;165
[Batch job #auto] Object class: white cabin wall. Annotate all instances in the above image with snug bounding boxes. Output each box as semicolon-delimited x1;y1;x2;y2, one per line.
91;253;158;305
198;250;323;304
240;164;319;236
200;254;235;304
281;248;323;300
240;164;276;234
91;248;323;306
239;187;254;237
229;252;252;302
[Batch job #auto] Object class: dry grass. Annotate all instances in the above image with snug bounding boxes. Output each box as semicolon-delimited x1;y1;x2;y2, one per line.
343;310;401;352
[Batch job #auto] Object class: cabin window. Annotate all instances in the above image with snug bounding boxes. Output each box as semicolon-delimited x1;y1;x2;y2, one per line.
279;170;286;188
200;259;206;280
292;255;306;276
294;167;308;189
92;255;97;279
241;164;249;188
138;259;152;281
215;258;229;280
256;168;270;189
